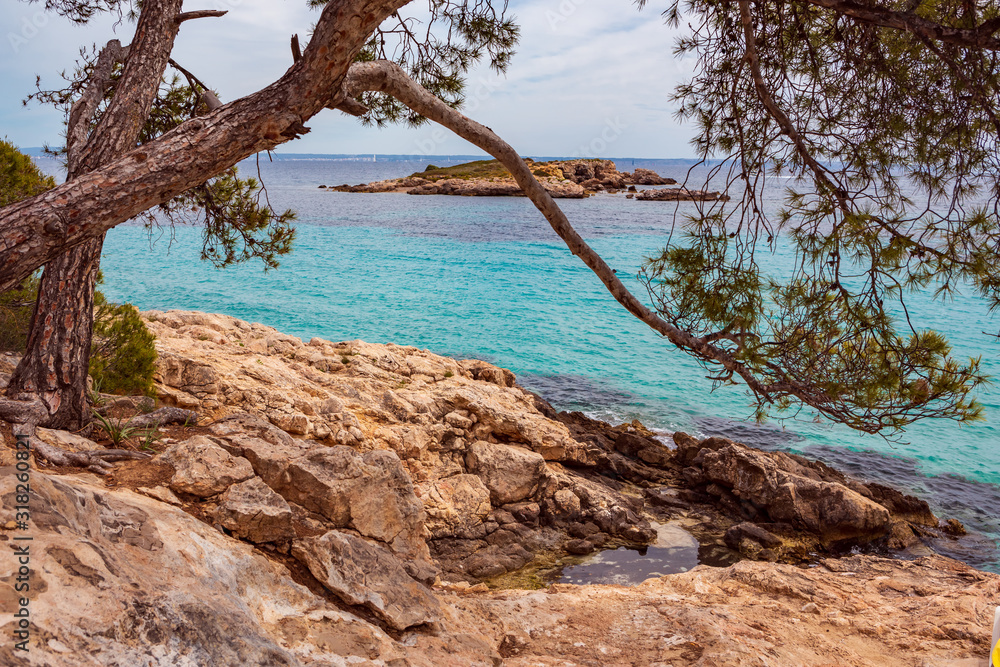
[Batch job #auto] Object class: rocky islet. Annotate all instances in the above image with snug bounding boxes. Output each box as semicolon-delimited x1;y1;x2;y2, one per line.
322;158;730;201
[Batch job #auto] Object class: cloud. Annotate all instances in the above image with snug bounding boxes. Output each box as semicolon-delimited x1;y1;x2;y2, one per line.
0;0;699;157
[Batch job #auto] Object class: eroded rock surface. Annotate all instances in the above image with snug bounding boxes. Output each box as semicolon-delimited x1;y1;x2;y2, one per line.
292;531;444;631
1;311;996;666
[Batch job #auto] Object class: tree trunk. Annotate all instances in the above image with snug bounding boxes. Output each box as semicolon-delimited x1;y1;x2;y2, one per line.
5;237;103;429
3;0;189;428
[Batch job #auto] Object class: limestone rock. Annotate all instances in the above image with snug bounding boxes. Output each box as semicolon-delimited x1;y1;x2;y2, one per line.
701;444;892;542
416;474;492;539
465;440;547;505
274;446;435;577
157;435;254;497
215;477;295;543
292;531;443;631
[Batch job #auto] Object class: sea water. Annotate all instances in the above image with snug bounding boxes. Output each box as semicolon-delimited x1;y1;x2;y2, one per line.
39;155;999;572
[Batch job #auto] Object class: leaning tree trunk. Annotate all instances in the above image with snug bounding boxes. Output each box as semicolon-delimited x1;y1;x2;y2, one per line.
3;0;186;429
6;237;104;429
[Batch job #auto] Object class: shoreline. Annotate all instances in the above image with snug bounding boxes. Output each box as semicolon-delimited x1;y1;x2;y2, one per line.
2;309;998;664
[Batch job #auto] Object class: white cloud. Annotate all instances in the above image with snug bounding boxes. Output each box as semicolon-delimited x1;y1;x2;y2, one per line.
0;0;699;157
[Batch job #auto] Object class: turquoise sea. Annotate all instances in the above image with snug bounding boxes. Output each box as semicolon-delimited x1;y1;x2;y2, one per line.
37;154;1000;571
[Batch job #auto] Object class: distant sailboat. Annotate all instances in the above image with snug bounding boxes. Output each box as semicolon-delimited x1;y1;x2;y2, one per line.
373;154;376;163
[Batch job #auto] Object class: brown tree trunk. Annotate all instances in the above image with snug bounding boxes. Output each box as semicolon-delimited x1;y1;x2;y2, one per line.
6;237;103;428
4;0;187;428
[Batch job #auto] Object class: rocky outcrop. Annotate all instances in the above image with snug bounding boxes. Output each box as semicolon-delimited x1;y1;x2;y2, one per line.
143;310;656;582
636;186;730;201
327;158;734;201
407;178;586;198
1;311;995;665
671;431;945;557
0;464;993;666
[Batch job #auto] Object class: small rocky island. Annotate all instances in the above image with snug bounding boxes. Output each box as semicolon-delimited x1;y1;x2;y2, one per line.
0;310;995;665
322;158;730;201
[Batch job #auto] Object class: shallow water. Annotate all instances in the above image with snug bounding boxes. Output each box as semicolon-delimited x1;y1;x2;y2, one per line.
558;524;701;586
33;154;999;573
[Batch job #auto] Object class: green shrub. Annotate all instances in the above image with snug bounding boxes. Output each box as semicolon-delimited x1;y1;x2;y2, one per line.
0;139;55;207
89;295;158;397
0;274;39;352
0;141;54;352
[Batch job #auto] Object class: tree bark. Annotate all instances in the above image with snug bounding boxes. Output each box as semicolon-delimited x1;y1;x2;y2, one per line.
5;0;186;429
5;236;103;428
0;0;409;295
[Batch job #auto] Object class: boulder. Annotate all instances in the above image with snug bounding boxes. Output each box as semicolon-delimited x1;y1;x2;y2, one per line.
274;446;435;578
157;436;254;497
416;474;492;539
700;445;892;542
214;477;295;543
465;440;547;505
292;531;443;631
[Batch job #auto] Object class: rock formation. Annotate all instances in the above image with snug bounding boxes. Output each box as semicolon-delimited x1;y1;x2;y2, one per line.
0;310;995;665
326;158;730;201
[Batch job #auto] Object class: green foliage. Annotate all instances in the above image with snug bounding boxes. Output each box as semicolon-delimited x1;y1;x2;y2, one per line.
90;409;140;447
89;294;158;397
0;141;53;351
638;0;1000;435
30;64;298;272
0;275;40;352
133;76;298;270
0;139;56;206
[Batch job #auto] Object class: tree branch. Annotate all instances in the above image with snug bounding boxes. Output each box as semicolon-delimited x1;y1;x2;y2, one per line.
800;0;1000;50
176;10;227;24
169;59;222;110
65;40;129;171
341;60;778;403
0;0;410;293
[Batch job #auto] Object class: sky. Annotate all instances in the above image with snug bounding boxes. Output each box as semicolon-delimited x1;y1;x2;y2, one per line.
0;0;700;158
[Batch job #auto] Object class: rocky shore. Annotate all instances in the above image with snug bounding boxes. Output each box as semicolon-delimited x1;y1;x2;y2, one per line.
323;158;730;201
0;310;995;665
